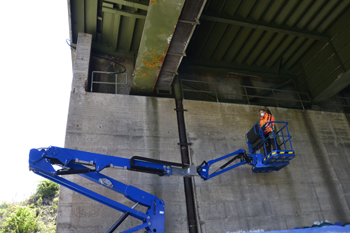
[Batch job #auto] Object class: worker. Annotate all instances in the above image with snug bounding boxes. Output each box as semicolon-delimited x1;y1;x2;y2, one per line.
259;109;277;156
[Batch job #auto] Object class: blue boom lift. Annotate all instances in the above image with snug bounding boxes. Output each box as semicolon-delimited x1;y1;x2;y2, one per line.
29;121;295;233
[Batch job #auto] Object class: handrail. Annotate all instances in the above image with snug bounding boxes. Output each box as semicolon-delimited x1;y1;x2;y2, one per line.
246;121;293;154
180;79;311;110
90;71;128;94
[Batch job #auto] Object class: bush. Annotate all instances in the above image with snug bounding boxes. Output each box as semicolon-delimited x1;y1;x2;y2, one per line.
0;203;8;210
35;180;59;199
1;206;39;233
0;180;59;232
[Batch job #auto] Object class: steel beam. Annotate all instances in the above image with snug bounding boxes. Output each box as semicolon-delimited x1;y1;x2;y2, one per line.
106;0;149;11
131;0;186;94
124;17;136;52
111;13;121;51
246;79;298;105
92;43;136;60
174;77;199;233
201;13;330;41
85;0;98;41
155;0;207;89
312;69;350;103
70;0;85;43
102;7;146;19
180;59;295;81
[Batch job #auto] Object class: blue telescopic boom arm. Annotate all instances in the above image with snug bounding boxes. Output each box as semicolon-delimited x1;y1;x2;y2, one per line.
197;149;252;180
28;146;251;232
29;147;167;233
28;121;296;233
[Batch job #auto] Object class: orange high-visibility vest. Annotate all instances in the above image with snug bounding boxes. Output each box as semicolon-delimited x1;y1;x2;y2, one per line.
260;113;275;135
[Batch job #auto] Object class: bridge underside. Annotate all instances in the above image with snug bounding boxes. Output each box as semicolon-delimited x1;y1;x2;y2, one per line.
68;0;350;111
58;2;350;232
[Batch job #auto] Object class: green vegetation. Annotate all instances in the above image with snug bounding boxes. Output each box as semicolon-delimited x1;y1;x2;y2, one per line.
35;180;59;200
0;180;59;233
1;206;39;233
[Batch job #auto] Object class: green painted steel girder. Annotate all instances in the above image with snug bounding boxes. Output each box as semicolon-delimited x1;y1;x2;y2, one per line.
102;7;147;19
312;69;350;103
180;58;295;81
131;0;186;94
106;0;149;11
201;13;331;41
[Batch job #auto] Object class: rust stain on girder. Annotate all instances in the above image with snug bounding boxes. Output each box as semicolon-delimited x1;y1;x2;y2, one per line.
131;0;185;94
133;35;173;92
133;48;166;79
143;50;165;71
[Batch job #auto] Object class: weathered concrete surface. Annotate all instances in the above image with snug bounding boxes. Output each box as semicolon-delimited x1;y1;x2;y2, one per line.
58;91;350;232
58;33;350;233
184;100;350;232
58;33;187;233
57;94;187;233
71;33;92;95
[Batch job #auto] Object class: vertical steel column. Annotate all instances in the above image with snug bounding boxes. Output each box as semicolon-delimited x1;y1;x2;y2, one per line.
115;74;118;94
244;86;250;105
271;90;279;107
173;77;199;233
299;61;314;97
297;92;305;111
329;41;347;72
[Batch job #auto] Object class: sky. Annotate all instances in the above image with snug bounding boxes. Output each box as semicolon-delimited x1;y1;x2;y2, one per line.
0;1;72;203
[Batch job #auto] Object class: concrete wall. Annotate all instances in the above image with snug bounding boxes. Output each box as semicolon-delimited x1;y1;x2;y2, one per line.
58;94;188;233
185;101;350;232
58;33;187;233
57;92;350;232
57;33;350;233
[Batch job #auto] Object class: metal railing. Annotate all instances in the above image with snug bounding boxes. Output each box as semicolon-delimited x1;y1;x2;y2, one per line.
180;79;311;110
335;96;350;114
90;71;127;94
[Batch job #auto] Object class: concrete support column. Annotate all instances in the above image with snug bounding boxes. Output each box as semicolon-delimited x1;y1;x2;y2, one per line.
58;33;93;229
71;33;92;95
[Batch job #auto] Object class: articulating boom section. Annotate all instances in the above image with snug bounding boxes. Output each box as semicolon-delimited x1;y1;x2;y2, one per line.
29;147;167;233
28;121;295;232
197;121;295;179
197;149;252;180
